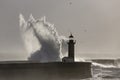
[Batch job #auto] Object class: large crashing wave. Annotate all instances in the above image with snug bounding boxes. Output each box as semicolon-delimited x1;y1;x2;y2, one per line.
19;14;68;62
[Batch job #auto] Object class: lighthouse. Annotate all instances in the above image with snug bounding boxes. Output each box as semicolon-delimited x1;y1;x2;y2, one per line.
62;34;76;62
68;34;76;61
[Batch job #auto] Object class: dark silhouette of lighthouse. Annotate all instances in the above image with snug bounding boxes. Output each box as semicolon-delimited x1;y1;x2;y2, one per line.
62;34;76;62
68;34;76;61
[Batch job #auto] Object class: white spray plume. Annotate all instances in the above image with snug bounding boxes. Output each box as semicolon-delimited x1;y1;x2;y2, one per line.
19;14;68;62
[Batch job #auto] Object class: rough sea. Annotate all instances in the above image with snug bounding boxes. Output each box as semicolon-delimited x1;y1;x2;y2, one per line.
84;59;120;80
91;66;120;80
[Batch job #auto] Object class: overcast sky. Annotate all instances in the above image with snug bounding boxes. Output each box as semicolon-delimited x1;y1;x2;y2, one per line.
0;0;120;60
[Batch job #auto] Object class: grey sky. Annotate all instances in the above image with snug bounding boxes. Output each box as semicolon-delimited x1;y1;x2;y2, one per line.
0;0;120;60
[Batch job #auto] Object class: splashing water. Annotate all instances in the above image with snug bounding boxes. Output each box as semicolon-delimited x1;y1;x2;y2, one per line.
19;14;68;62
92;62;116;68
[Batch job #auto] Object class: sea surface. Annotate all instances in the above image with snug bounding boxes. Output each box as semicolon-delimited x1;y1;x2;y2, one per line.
83;60;120;80
90;66;120;80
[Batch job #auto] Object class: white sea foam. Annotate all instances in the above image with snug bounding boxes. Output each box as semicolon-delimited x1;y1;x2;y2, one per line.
92;62;116;68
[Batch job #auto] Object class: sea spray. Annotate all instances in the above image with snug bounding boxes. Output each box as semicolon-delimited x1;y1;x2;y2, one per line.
19;14;41;55
19;14;68;62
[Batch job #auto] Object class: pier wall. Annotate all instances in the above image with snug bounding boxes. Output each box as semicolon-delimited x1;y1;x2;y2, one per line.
0;62;92;80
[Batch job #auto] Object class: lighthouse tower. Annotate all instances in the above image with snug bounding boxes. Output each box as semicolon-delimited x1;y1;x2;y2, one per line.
68;34;76;61
62;34;76;62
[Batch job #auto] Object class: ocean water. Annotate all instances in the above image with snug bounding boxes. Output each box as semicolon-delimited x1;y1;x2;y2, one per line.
84;63;120;80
